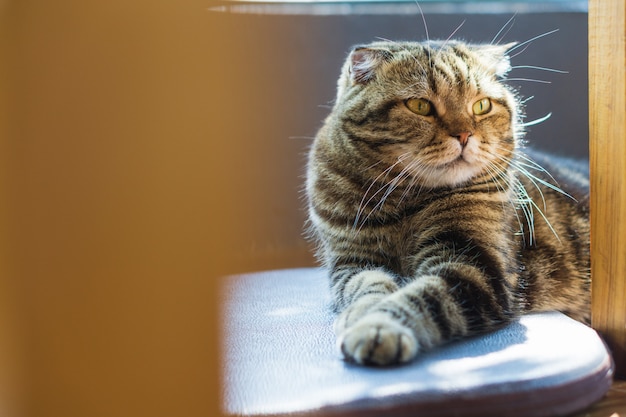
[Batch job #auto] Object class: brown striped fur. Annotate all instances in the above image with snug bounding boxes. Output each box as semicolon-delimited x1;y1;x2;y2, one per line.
305;40;589;366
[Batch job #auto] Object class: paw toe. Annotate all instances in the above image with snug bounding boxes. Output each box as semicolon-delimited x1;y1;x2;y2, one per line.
339;318;418;366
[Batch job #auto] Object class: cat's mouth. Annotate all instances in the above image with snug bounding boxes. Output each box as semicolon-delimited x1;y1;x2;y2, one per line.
441;155;470;170
442;147;477;167
403;141;485;187
425;149;484;187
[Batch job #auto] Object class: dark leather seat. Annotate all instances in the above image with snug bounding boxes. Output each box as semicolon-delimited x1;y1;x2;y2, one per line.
223;268;613;417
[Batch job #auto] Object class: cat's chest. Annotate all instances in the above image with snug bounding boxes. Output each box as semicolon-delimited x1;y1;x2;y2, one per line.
355;191;513;274
355;212;432;275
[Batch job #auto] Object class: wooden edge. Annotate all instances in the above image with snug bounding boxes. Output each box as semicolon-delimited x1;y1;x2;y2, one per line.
589;0;626;376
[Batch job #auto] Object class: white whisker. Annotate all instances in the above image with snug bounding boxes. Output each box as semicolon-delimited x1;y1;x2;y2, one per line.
441;19;466;49
414;0;429;43
527;196;562;243
509;44;531;60
506;29;559;55
491;14;517;45
432;19;466;62
353;154;413;229
515;181;536;245
511;65;568;74
514;155;554;178
504;78;552;84
492;147;576;243
480;152;534;245
515;163;575;202
520;112;552;127
354;157;405;229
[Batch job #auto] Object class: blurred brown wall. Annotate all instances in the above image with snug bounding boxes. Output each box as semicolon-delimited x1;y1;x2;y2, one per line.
0;1;590;416
1;1;312;416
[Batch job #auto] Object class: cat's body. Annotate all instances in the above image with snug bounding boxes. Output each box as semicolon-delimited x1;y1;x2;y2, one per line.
305;40;589;366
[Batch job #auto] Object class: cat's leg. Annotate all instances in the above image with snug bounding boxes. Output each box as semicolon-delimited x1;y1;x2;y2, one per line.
338;276;449;365
339;264;515;366
330;267;419;366
332;269;399;332
332;269;421;365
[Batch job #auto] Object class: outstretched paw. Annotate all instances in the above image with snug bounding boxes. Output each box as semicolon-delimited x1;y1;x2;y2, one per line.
338;313;418;366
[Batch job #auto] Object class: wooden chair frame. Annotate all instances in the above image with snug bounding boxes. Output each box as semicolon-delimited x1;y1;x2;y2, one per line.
589;0;626;376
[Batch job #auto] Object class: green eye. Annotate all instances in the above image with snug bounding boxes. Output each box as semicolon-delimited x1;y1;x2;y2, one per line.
406;98;434;116
472;98;492;115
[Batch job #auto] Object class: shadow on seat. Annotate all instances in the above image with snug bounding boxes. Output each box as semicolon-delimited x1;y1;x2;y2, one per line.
222;268;613;417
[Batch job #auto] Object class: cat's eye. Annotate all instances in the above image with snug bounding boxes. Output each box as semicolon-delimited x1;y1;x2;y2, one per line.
405;98;434;116
472;98;492;115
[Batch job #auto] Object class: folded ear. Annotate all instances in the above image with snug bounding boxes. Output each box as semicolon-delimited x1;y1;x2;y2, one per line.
470;42;516;77
349;47;393;84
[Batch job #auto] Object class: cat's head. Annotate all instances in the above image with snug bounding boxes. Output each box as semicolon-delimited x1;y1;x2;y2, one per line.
330;40;520;188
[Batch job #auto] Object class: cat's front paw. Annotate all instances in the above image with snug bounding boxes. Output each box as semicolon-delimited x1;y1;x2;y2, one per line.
334;296;380;333
338;313;418;366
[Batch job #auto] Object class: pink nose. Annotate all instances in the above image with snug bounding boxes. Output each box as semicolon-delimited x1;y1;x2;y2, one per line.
454;132;472;147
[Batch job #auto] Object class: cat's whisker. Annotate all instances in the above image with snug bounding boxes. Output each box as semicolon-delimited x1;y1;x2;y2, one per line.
439;19;466;52
514;162;575;201
511;65;568;74
520;112;552;127
496;166;534;243
491;14;517;45
396;158;437;203
360;170;409;227
399;179;418;205
414;0;429;43
493;145;571;199
354;153;413;229
506;29;560;55
515;180;537;245
492;150;571;242
485;160;508;190
513;152;561;185
514;157;554;177
488;152;539;244
379;156;422;203
431;19;466;62
503;77;552;84
354;157;406;229
483;160;528;241
508;44;531;60
378;170;408;205
394;161;418;202
364;159;387;172
482;161;503;193
399;162;426;203
527;194;562;243
494;155;546;210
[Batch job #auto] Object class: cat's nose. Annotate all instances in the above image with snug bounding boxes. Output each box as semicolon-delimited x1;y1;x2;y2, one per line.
453;132;473;147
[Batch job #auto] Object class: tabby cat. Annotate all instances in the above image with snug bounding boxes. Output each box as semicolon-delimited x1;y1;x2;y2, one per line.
305;39;589;366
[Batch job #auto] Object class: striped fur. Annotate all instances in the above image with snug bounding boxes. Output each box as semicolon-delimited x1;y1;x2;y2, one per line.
305;40;589;366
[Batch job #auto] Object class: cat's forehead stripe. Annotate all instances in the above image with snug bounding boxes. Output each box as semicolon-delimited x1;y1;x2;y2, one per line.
423;51;480;98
